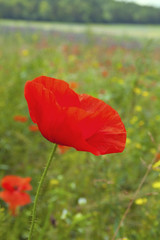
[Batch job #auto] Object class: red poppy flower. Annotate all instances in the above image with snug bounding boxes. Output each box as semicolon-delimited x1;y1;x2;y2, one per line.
69;82;79;90
101;70;108;78
29;124;39;132
58;145;70;154
24;76;126;155
14;115;28;123
0;175;32;216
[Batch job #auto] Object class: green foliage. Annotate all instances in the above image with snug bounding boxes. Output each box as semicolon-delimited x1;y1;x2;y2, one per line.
0;0;160;23
0;22;160;239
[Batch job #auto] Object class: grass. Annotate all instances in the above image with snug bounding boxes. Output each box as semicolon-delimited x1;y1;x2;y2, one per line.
0;21;160;240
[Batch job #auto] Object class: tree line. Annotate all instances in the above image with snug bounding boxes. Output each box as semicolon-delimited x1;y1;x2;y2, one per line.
0;0;160;24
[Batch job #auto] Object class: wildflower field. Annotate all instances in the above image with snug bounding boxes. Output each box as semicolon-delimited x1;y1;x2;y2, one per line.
0;21;160;240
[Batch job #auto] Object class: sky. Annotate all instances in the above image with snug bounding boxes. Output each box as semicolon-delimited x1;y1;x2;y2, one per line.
116;0;160;7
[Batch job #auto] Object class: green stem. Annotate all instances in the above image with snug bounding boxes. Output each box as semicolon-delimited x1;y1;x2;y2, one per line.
28;144;57;240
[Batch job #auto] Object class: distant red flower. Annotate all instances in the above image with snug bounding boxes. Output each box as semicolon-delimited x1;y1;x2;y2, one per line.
155;153;160;162
14;115;28;123
69;82;79;90
0;175;32;216
58;145;70;154
101;70;108;78
29;124;39;132
25;76;126;155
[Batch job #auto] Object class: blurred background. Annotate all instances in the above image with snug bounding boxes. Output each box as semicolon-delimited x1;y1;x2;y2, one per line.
0;1;160;240
0;0;160;24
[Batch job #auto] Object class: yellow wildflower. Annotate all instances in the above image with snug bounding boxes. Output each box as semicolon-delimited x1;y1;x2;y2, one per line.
130;116;138;124
152;160;160;170
0;208;4;212
138;120;144;126
135;198;147;205
21;49;29;56
126;138;131;144
133;88;141;95
142;91;149;97
118;79;124;85
150;148;156;154
134;105;142;112
152;181;160;189
135;143;142;149
50;179;59;186
155;115;160;121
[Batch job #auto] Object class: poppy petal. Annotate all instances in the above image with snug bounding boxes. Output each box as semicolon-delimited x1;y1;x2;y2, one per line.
79;94;126;154
25;76;126;155
0;190;31;206
1;176;32;191
25;79;96;153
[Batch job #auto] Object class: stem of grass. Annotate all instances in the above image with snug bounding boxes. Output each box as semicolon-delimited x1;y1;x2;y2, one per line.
28;144;57;240
112;144;159;240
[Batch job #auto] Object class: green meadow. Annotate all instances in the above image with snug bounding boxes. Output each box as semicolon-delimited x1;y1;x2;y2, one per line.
0;20;160;240
1;20;160;39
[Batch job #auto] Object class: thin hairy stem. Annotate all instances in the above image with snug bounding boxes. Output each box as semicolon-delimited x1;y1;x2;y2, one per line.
112;149;158;240
28;144;57;240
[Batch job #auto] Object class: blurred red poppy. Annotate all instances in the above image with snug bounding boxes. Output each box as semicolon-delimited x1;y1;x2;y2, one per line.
14;115;28;123
69;82;79;90
29;124;39;132
0;175;32;216
25;76;126;155
155;153;160;162
58;145;70;154
101;70;108;78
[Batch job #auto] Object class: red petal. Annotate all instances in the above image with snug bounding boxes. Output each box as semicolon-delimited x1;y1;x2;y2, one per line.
25;76;126;155
58;145;70;154
13;115;28;123
1;176;32;191
87;132;126;154
0;190;31;206
79;94;126;155
25;76;80;109
25;77;96;153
